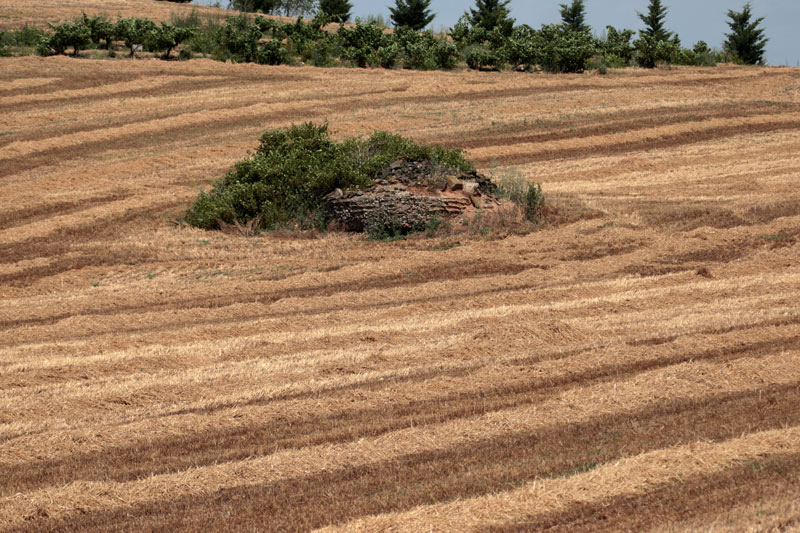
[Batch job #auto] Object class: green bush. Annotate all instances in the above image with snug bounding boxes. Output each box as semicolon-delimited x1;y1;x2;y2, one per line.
216;14;261;62
41;21;91;56
634;33;679;68
536;25;598;73
377;40;401;68
587;55;608;74
338;18;384;67
463;43;504;71
602;53;628;68
81;12;114;49
601;25;635;65
284;15;326;58
186;123;472;231
9;25;48;48
505;24;538;70
256;38;290;65
496;174;544;222
114;17;157;57
148;23;197;59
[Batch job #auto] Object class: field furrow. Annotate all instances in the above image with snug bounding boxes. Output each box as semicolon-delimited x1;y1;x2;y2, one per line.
1;48;798;531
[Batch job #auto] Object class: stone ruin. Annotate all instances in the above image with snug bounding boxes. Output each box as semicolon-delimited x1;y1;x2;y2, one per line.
324;160;503;232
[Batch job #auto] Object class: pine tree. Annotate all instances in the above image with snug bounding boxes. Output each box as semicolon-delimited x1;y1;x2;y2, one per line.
468;0;514;34
560;0;589;34
637;0;672;41
389;0;435;31
319;0;352;23
724;2;768;65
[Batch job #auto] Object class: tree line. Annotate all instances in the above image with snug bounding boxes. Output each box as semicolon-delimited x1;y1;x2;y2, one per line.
1;0;768;70
232;0;769;67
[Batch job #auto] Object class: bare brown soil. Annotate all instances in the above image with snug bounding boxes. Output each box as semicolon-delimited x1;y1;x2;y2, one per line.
1;51;799;532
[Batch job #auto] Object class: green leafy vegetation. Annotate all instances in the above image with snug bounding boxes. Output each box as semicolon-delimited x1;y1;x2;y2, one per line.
495;173;545;223
39;21;91;56
390;0;435;31
318;0;352;24
724;2;768;65
8;0;761;71
186;123;473;231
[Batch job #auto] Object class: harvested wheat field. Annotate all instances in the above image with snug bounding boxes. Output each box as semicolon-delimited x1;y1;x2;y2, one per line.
2;52;800;532
0;0;231;30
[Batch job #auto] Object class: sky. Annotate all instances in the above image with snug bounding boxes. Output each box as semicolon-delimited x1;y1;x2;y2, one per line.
195;1;799;66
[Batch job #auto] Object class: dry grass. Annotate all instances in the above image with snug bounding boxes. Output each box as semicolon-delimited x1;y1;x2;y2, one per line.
1;44;800;532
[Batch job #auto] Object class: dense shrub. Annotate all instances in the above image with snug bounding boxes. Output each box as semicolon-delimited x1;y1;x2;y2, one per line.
186;123;472;230
256;38;290;65
634;33;679;68
114;17;157;57
9;25;48;48
338;18;384;67
216;14;261;62
39;21;91;56
463;43;503;71
284;15;327;58
19;7;730;73
148;23;197;59
601;26;635;65
496;174;544;223
536;25;597;73
396;29;457;70
377;40;401;68
81;13;114;49
505;25;538;70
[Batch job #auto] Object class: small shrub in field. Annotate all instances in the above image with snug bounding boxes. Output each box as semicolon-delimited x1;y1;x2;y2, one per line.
377;41;400;68
81;12;114;49
601;25;635;65
41;21;91;56
463;43;504;71
216;14;261;62
10;25;49;48
602;53;628;68
338;18;384;67
285;15;326;58
432;38;458;69
587;55;608;74
114;17;157;57
186;123;472;231
182;13;225;55
505;24;538;70
394;28;457;70
496;173;545;223
634;33;678;68
148;23;197;58
536;25;597;73
256;39;289;65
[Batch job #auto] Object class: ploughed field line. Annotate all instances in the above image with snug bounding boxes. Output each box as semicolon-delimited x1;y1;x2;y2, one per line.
1;57;799;530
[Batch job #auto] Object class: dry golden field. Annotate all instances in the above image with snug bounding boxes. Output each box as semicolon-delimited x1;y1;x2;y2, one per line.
0;0;231;29
2;49;800;532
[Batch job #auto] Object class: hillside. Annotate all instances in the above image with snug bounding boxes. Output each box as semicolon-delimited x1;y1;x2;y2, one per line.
0;0;231;29
1;53;800;531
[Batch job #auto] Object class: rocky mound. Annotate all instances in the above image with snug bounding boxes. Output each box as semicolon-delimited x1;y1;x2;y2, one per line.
325;160;503;232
